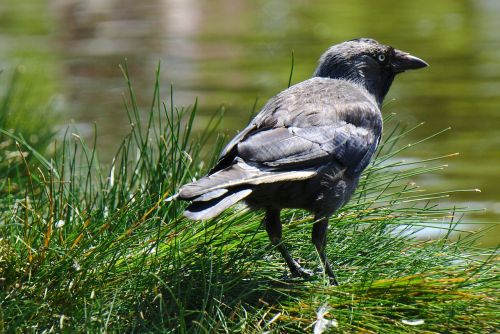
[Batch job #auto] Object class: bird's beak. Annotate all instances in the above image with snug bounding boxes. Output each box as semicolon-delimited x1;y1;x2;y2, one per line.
392;49;428;73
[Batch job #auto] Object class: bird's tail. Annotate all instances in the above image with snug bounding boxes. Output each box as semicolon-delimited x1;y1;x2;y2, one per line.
183;187;252;220
176;161;257;220
175;159;316;220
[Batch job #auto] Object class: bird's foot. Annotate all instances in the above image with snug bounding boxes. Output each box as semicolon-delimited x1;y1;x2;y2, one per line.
328;276;339;286
313;267;339;286
290;266;313;279
283;266;339;285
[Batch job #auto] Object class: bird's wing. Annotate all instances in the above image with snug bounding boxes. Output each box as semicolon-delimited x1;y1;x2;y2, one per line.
211;78;381;174
209;107;274;173
237;123;378;173
183;120;378;201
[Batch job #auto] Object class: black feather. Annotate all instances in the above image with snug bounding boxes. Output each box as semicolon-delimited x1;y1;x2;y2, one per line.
174;38;427;284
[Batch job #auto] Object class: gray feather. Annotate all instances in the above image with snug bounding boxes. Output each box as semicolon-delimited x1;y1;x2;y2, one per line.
238;124;375;169
177;79;381;219
178;159;316;200
195;188;228;202
184;188;252;220
215;78;378;163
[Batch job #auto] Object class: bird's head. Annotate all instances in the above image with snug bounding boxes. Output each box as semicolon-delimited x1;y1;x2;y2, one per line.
314;38;428;105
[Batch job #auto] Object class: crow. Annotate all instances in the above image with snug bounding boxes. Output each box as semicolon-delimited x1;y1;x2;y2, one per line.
174;38;427;284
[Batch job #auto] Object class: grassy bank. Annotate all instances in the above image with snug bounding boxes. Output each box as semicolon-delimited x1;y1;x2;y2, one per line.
0;65;498;333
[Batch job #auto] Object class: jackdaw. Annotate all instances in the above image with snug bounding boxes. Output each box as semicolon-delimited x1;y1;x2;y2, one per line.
174;38;427;284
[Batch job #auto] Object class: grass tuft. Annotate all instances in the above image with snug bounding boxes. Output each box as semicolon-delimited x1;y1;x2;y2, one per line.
0;64;498;333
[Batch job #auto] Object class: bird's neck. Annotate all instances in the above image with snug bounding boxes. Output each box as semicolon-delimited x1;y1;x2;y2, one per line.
314;62;395;107
364;74;395;107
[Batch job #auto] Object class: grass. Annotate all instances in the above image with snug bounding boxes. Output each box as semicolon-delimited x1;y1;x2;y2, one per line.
0;63;498;333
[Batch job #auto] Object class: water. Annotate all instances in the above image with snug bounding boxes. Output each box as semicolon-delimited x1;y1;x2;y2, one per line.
1;0;499;244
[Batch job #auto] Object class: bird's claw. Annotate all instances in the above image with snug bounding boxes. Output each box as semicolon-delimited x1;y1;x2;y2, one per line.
283;266;339;285
290;266;313;279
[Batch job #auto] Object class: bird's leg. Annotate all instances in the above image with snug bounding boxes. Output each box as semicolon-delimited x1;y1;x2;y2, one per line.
264;209;311;278
312;216;339;285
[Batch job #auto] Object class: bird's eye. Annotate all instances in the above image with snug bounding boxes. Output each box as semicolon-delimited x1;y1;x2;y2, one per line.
377;54;386;62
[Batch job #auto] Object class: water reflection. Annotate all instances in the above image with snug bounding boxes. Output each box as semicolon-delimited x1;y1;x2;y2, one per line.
2;0;499;243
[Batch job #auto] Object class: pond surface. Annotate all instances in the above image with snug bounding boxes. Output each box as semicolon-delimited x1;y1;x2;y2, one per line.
1;0;499;244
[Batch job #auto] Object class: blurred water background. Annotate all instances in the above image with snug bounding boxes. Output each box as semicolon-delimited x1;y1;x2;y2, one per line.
1;0;499;245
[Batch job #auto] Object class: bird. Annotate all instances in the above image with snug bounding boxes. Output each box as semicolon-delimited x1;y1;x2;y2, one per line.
173;38;427;284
